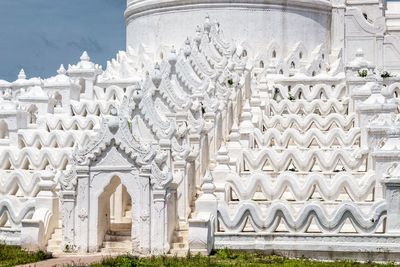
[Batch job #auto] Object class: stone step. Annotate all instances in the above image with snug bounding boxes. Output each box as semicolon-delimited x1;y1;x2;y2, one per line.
169;249;189;257
173;236;184;243
177;221;189;231
171;242;188;250
53;228;62;234
120;217;131;224
172;230;188;243
46;227;63;254
48;239;61;247
102;241;131;249
47;247;63;254
111;218;131;224
47;241;63;253
101;247;131;254
109;223;131;232
104;234;131;242
107;230;131;236
51;232;62;239
176;230;188;238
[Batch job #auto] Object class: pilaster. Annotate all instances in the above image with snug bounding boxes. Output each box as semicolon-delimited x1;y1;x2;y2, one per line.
75;165;90;253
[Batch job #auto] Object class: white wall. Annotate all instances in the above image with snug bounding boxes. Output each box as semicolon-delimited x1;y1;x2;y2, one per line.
125;1;331;58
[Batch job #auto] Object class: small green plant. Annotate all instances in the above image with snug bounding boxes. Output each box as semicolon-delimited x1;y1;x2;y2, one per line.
227;78;234;87
63;244;76;253
216;247;236;260
81;249;398;267
288;92;296;101
381;71;393;78
0;243;51;267
358;69;368;77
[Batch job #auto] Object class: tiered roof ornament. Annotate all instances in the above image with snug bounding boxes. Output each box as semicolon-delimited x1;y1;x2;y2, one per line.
67;51;102;77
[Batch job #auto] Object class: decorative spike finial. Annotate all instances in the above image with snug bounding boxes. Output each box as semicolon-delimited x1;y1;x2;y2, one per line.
216;143;230;165
152;62;162;88
168;46;177;67
184;37;192;58
18;69;26;80
57;64;67;75
80;51;90;62
194;25;202;47
204;14;211;33
201;170;216;194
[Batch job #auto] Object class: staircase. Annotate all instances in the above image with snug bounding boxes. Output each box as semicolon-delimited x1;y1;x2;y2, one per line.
169;221;189;256
101;205;132;254
46;220;63;255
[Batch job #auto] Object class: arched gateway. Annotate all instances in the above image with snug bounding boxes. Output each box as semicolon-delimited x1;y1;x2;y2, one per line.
58;103;175;254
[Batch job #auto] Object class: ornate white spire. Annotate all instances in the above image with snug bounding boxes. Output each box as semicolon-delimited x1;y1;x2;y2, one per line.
18;69;26;80
80;51;90;62
57;64;67;75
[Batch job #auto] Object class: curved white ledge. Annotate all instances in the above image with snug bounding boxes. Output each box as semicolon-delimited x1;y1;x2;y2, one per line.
125;0;332;56
125;0;332;21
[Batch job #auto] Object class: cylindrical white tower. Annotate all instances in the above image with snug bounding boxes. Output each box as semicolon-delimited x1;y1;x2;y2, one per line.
125;0;332;57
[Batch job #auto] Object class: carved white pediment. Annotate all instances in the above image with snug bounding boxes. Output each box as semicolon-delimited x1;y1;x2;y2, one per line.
60;99;173;192
72;102;157;167
92;145;133;168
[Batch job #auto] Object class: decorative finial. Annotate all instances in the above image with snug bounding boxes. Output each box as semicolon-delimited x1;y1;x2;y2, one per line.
168;46;177;67
18;69;26;80
131;83;143;103
216;143;230;165
229;121;240;140
204;14;211;33
184;37;192;58
152;62;162;88
80;51;90;62
57;64;67;75
201;170;216;194
195;25;202;46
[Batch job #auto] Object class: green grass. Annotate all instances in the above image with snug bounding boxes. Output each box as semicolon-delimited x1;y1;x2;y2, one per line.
0;245;397;267
86;249;397;267
0;243;51;267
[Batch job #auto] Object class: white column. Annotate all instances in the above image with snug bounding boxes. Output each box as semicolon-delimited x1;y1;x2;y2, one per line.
75;166;90;253
331;0;346;53
60;191;76;251
114;184;123;223
385;175;400;233
151;189;168;255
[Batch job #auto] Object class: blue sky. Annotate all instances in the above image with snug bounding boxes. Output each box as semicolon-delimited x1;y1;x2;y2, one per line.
0;0;125;81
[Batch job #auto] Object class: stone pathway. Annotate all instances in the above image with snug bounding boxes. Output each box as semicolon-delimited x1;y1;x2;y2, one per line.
16;253;119;267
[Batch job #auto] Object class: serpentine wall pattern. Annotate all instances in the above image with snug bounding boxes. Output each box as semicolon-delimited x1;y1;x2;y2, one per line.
1;0;400;260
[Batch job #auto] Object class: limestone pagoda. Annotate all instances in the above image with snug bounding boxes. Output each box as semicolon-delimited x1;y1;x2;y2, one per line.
1;0;400;261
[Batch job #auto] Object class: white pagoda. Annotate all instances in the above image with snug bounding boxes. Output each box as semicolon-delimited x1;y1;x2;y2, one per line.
1;0;400;261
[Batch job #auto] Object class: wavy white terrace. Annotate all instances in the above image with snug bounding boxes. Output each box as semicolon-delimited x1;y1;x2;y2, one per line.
0;1;400;261
18;130;95;148
0;171;43;197
267;98;350;116
223;171;375;202
252;128;361;148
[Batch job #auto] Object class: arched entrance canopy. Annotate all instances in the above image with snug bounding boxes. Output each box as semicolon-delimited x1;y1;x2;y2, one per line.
59;99;174;254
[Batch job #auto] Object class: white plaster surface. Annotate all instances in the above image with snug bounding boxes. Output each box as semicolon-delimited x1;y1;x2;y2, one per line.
0;0;400;261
